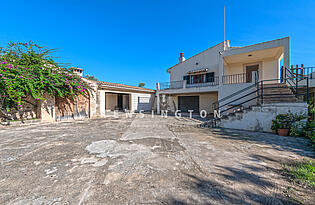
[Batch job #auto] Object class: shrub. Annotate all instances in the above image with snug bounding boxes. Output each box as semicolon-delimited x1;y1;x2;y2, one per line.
0;42;92;120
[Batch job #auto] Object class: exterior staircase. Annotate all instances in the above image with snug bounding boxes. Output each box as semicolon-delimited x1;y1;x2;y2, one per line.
202;83;305;129
261;83;299;103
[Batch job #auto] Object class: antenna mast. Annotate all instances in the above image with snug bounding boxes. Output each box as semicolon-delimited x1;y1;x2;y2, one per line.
224;5;226;50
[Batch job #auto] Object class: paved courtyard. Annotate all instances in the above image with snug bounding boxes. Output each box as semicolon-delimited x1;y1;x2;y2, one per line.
0;115;314;204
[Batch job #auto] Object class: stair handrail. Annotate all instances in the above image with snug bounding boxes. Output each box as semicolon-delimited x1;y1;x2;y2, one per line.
213;75;310;114
213;72;259;111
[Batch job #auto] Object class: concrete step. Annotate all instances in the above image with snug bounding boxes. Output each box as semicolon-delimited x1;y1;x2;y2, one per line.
263;99;298;103
263;90;293;95
262;83;287;87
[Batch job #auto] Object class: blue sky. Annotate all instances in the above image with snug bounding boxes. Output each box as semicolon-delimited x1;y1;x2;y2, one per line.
1;0;314;89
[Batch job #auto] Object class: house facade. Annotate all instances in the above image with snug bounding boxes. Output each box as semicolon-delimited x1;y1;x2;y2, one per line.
96;81;155;117
156;37;291;115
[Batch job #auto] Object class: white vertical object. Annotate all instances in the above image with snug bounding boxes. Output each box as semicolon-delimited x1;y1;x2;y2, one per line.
224;5;226;51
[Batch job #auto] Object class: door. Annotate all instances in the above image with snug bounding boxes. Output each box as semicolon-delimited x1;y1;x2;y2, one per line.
246;64;259;83
178;96;199;113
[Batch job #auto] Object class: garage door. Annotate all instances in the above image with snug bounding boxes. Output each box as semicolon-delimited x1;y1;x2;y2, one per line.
178;96;199;113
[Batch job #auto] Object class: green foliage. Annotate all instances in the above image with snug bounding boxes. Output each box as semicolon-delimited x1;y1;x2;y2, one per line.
309;103;315;115
309;132;315;148
85;74;98;81
273;112;315;147
271;113;302;130
283;160;315;188
138;82;145;87
0;42;91;119
309;101;315;121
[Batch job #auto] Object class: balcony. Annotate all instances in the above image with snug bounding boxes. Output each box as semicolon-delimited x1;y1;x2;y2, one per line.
222;73;253;84
159;76;219;91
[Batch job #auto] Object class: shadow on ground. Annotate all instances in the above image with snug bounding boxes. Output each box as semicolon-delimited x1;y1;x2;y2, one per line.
162;170;300;205
210;128;315;158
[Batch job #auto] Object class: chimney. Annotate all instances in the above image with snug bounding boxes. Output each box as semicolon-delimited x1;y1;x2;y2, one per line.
179;52;185;63
72;67;83;77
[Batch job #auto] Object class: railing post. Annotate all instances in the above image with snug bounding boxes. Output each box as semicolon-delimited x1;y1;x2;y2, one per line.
183;80;187;89
296;76;298;98
307;76;309;104
256;79;259;105
260;81;264;105
284;67;287;83
280;66;283;83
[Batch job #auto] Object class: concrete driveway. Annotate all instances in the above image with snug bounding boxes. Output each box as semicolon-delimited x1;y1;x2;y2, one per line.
0;115;314;204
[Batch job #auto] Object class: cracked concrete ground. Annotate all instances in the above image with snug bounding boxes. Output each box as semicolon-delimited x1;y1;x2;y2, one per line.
0;114;314;205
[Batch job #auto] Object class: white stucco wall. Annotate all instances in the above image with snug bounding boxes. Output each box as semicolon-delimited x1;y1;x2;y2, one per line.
262;58;280;82
218;83;258;111
98;90;106;117
169;43;224;82
131;93;155;112
224;58;281;83
219;103;308;132
223;63;243;75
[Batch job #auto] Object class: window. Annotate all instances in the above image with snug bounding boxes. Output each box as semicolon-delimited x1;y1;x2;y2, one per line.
191;74;205;84
183;75;191;84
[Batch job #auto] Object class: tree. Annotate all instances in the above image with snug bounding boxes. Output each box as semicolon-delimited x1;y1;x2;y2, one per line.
85;74;98;81
138;82;145;87
0;42;92;120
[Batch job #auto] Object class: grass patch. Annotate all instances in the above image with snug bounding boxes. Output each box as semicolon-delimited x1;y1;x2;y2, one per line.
283;160;315;188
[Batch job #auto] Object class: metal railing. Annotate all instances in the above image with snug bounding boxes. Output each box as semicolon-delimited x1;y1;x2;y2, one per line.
159;81;184;90
186;76;219;88
222;73;252;84
159;77;219;90
213;70;310;116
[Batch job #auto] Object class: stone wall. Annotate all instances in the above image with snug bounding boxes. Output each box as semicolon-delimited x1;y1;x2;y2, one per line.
218;103;308;132
0;96;39;121
55;94;90;121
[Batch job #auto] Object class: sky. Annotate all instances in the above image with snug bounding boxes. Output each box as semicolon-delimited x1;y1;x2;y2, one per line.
0;0;315;89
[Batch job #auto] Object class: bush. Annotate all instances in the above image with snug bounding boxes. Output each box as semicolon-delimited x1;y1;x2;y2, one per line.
0;42;92;120
271;113;306;132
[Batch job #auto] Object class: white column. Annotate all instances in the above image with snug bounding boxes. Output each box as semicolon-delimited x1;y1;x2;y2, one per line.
283;37;290;69
99;90;106;117
156;83;160;114
156;93;160;114
183;80;187;89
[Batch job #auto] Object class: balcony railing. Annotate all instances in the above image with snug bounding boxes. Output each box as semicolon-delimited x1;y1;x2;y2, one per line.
222;73;253;84
159;81;184;90
159;77;219;90
186;76;219;88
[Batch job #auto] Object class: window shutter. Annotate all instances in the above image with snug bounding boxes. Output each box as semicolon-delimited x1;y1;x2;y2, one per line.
206;72;215;82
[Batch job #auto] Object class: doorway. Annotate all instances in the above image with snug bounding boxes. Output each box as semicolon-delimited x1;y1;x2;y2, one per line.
117;94;123;110
246;64;259;83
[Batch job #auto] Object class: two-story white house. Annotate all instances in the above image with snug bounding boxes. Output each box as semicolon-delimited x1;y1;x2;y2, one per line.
156;37;291;115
